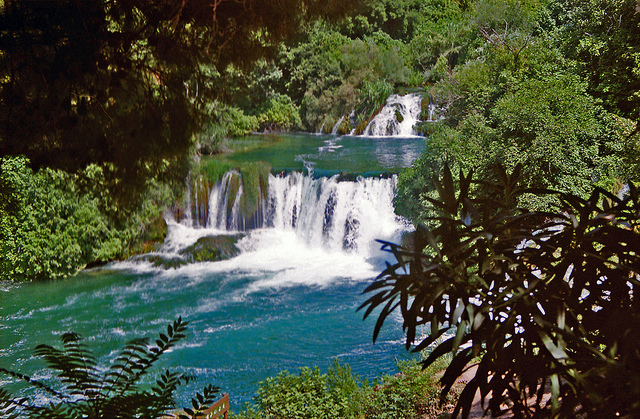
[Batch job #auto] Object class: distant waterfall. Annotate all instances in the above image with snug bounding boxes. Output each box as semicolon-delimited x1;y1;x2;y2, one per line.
191;172;404;254
363;93;422;137
331;116;345;134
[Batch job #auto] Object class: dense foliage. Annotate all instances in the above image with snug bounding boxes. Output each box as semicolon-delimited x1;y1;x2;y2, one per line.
396;0;637;219
0;0;359;195
2;0;640;417
211;1;464;135
0;0;361;281
0;156;170;281
553;0;640;131
352;2;640;417
0;318;222;419
363;165;640;417
232;356;461;419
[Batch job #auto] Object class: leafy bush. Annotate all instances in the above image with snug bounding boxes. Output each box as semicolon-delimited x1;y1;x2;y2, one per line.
0;318;220;419
0;157;170;281
257;95;302;132
198;102;259;154
0;158;120;281
362;165;640;417
233;356;460;419
358;79;394;118
364;355;462;419
233;361;360;419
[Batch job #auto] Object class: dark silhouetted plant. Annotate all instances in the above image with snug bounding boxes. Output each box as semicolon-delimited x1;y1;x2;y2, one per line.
0;317;220;419
361;164;640;418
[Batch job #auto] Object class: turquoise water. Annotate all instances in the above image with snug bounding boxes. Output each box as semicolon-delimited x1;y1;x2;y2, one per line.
223;134;425;177
0;259;408;408
0;133;424;410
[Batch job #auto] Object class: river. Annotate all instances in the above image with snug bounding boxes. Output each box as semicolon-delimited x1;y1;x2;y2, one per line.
0;130;426;410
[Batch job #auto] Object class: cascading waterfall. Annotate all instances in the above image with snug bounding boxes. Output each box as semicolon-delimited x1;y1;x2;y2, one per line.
363;93;423;137
207;171;245;231
266;172;401;254
331;116;345;134
424;94;443;122
189;171;404;256
0;133;423;413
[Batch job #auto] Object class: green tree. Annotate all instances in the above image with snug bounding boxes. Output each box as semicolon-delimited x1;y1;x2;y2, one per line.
408;0;471;77
0;156;171;282
550;0;640;134
257;95;302;132
338;0;429;42
363;166;640;417
404;0;630;216
0;0;359;204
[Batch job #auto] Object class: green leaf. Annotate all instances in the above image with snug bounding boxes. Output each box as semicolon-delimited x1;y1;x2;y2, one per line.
538;331;568;361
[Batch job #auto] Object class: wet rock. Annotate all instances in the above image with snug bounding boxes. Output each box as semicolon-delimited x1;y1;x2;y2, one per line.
179;234;245;263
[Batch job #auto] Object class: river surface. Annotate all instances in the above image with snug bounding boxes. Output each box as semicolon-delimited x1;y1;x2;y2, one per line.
0;133;426;410
223;133;424;177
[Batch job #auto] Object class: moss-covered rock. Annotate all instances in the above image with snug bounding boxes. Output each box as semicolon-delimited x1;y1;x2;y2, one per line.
336;116;353;135
395;108;404;123
227;172;242;213
144;254;188;269
134;234;243;269
180;234;244;263
239;162;270;219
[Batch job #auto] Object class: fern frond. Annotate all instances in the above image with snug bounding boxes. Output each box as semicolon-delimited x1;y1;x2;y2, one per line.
0;387;26;419
0;318;200;419
177;384;220;419
102;337;150;396
0;367;66;400
111;317;189;399
34;332;101;406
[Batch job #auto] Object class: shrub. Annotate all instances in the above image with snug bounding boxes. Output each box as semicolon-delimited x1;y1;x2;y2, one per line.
362;164;640;417
198;102;259;154
364;354;462;419
258;95;302;132
233;356;461;419
240;361;358;419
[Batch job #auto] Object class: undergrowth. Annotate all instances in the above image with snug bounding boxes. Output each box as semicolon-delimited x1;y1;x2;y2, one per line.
231;353;462;419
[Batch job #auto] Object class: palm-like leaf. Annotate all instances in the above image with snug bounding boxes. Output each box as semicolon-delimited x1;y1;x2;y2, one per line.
362;165;640;417
0;317;220;419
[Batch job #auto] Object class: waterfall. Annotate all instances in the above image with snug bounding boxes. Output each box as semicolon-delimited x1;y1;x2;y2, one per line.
331;116;345;134
363;93;422;137
205;171;267;231
425;94;442;122
427;102;436;121
189;172;405;255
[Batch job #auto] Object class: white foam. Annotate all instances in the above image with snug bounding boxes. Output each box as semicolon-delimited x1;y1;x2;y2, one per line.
111;173;409;294
363;94;423;137
162;220;231;254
